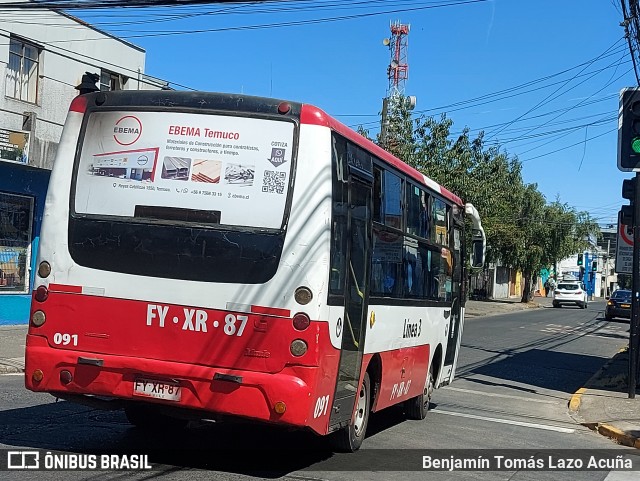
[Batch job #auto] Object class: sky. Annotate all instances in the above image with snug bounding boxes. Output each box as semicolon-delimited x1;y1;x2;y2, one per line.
71;0;635;227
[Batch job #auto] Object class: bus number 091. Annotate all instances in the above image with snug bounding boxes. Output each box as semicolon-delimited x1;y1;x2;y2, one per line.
313;394;330;418
53;333;78;347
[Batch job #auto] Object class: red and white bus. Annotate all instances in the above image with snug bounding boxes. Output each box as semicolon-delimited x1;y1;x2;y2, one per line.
25;90;485;451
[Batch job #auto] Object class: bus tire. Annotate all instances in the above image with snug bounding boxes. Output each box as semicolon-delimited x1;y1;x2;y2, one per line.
124;403;188;431
405;362;434;420
330;372;371;452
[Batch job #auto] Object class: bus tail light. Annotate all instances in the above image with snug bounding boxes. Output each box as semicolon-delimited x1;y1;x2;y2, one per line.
32;369;44;383
34;285;49;303
60;370;73;385
31;310;46;327
290;339;308;357
294;286;313;305
292;313;310;331
38;261;51;278
69;94;88;113
277;102;291;115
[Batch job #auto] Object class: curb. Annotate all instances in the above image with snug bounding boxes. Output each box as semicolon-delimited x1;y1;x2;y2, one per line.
568;387;586;412
569;346;628;413
0;364;24;374
595;423;640;449
465;301;545;320
569;347;639;449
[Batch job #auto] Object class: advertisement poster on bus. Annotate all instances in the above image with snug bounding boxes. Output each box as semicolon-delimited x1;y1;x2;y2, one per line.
74;111;294;229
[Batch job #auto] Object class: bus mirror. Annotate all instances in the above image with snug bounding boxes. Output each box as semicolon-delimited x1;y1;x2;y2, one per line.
471;232;485;268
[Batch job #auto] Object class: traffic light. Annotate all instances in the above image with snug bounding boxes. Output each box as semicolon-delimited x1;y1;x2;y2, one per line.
618;88;640;171
592;260;597;272
577;253;583;266
621;177;636;226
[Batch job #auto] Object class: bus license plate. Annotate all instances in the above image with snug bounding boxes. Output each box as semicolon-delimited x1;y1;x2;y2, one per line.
622;304;631;308
133;379;181;401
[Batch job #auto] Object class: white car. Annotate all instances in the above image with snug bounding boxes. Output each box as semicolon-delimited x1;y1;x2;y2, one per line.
552;281;588;309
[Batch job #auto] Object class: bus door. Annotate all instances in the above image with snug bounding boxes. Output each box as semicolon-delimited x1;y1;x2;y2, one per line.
329;175;371;427
440;224;464;386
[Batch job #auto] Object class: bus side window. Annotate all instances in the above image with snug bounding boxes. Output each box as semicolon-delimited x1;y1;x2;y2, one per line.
403;239;428;299
329;134;348;296
441;249;453;302
371;226;402;297
420;192;431;239
383;171;402;230
433;198;447;244
421;248;433;300
406;184;421;236
373;167;383;223
425;249;451;301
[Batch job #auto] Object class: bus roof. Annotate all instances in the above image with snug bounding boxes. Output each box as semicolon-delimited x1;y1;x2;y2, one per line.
300;104;463;206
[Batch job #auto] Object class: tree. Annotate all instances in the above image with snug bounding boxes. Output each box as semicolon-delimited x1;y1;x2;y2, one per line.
510;184;547;302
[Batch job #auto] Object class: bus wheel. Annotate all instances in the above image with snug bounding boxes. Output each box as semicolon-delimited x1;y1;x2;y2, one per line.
330;372;371;452
405;362;434;420
124;404;188;431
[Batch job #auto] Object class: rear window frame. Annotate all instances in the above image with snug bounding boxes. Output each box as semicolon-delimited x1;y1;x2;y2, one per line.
557;283;581;291
69;102;299;233
611;290;631;300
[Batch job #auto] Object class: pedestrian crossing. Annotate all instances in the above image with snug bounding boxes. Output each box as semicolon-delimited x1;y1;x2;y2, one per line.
540;322;628;340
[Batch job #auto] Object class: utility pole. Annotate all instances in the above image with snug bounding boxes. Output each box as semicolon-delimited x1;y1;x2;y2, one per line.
621;0;640;85
631;173;640;397
618;87;640;397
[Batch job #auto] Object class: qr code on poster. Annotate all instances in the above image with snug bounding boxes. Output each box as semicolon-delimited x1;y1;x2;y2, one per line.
262;170;286;194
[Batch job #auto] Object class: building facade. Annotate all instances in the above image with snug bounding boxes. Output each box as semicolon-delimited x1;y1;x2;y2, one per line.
0;5;161;324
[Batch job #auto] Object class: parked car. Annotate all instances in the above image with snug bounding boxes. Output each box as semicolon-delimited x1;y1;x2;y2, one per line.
552;280;588;309
605;289;632;321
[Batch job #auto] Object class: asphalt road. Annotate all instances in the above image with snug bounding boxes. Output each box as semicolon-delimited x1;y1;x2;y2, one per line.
1;301;639;480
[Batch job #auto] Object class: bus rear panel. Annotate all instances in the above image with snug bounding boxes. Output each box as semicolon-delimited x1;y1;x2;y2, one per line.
25;91;338;435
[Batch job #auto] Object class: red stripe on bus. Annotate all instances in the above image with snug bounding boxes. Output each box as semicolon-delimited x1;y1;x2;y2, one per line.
300;104;463;206
251;305;291;317
48;283;83;293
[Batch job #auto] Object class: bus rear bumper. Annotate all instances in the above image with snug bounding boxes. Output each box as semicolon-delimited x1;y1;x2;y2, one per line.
24;335;320;432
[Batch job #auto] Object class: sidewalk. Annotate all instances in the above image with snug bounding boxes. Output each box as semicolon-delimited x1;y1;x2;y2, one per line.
0;324;27;374
465;293;554;318
570;347;640;449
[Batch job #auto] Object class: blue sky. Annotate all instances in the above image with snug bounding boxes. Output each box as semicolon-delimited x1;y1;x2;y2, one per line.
77;0;634;227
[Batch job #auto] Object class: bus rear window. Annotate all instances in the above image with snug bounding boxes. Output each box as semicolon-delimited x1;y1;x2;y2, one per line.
73;110;295;230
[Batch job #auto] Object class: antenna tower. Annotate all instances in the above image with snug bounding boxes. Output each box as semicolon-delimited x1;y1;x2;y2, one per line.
380;21;415;148
386;20;410;98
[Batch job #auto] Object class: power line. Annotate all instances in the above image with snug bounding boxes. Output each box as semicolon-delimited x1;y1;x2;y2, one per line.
0;0;489;10
348;46;629;128
17;0;492;42
496;55;630;147
519;128;616;163
483;37;626;141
